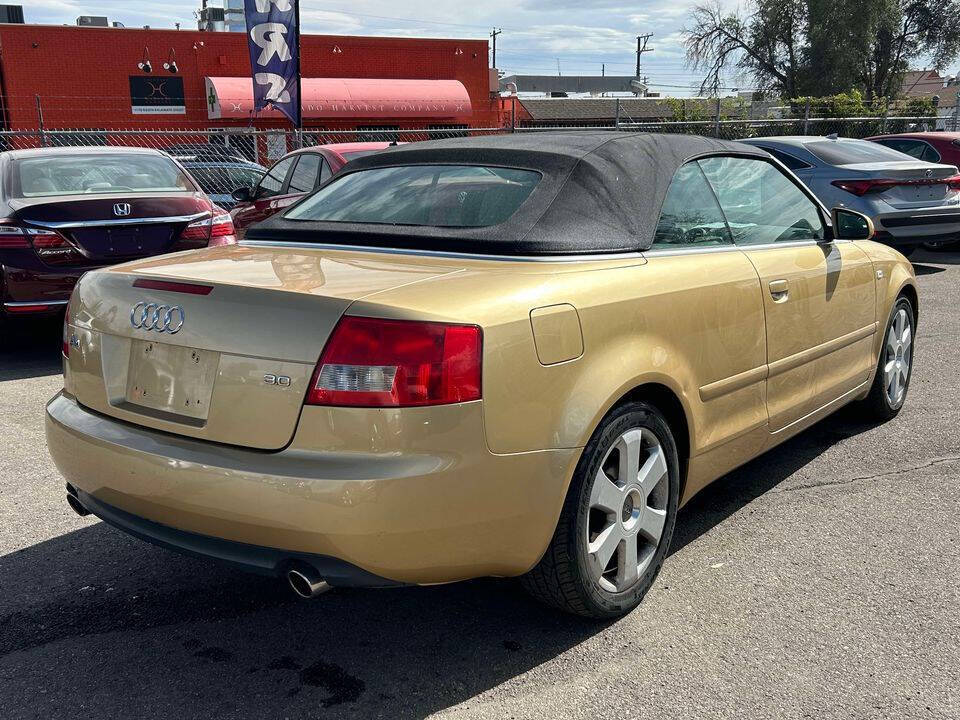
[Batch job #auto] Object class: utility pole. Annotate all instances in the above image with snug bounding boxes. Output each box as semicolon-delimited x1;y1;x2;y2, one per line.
602;63;605;77
490;27;502;69
556;58;561;77
635;33;653;78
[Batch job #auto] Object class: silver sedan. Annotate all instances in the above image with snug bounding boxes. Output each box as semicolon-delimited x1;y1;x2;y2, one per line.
740;135;960;256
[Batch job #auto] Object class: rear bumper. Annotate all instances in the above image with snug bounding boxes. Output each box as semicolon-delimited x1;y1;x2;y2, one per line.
873;228;959;248
69;486;399;586
1;255;87;310
45;392;578;585
874;209;960;244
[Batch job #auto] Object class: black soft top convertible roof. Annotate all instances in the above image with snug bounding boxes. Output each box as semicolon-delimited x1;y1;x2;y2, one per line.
245;131;770;256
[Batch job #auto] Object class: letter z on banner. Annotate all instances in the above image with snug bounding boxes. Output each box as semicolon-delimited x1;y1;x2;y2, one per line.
244;0;300;125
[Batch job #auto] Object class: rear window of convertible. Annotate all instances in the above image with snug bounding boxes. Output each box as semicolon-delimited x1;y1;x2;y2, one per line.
284;165;541;228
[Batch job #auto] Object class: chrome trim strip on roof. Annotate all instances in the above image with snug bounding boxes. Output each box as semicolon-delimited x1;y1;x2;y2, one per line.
29;212;209;230
4;299;69;308
241;237;850;261
642;239;847;257
244;238;853;262
240;239;647;263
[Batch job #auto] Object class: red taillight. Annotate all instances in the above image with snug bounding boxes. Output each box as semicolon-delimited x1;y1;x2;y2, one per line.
306;316;482;407
180;210;237;246
831;179;898;196
210;211;235;238
0;225;30;248
180;217;211;241
27;228;69;248
832;175;960;196
0;224;71;250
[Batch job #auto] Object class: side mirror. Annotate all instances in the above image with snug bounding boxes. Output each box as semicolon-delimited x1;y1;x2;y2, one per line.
231;186;253;203
831;208;874;241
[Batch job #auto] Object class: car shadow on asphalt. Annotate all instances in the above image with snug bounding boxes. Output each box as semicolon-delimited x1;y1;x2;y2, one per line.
0;521;604;718
670;404;879;556
911;263;946;276
0;316;63;381
911;248;960;265
0;405;882;718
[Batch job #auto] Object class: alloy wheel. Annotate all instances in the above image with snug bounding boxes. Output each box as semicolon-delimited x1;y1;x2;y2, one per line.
586;427;669;593
884;307;912;407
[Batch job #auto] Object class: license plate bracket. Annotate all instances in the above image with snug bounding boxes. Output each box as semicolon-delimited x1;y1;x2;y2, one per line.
125;340;219;421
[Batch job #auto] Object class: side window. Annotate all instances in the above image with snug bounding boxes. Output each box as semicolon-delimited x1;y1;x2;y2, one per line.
258;156;297;197
920;143;941;163
878;138;925;160
288;153;321;193
759;146;811;171
650;162;732;249
318;158;332;185
699;156;825;246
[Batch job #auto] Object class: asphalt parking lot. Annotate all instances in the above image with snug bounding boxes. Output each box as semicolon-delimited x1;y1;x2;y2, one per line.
1;249;958;720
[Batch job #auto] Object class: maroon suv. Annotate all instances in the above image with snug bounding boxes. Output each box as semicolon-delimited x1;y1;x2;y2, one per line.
0;146;236;326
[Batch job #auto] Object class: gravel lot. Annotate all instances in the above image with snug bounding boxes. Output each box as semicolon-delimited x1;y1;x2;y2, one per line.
1;249;958;720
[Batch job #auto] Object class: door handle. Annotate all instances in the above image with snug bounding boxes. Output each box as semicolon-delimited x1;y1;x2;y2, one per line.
769;279;789;301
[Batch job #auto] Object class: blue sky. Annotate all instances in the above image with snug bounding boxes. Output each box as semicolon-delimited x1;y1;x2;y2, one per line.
26;0;720;95
24;1;960;97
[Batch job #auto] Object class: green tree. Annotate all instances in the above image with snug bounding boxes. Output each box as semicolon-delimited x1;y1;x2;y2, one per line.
683;0;808;96
860;0;960;100
684;0;960;100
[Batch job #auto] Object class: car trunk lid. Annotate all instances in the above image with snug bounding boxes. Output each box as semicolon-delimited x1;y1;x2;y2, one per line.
11;193;211;264
834;161;960;208
66;244;463;449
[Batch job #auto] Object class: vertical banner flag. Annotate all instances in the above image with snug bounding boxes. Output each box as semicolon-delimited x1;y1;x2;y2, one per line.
243;0;301;126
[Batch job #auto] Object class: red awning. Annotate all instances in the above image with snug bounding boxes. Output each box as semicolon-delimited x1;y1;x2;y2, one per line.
205;77;472;121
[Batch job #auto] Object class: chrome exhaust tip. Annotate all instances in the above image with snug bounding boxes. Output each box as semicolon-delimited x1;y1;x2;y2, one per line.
287;567;331;599
66;493;91;517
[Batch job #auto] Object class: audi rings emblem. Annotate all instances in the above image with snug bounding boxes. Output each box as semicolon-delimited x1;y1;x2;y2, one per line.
130;302;185;334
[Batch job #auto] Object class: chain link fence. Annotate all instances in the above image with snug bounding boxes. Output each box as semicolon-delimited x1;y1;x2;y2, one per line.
601;116;948;141
0;115;952;202
0;126;505;203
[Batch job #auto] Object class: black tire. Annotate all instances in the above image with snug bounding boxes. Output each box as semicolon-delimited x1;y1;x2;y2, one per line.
521;401;680;619
858;295;915;421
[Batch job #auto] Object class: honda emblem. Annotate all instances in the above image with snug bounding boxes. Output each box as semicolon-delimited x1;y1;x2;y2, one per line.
113;203;132;217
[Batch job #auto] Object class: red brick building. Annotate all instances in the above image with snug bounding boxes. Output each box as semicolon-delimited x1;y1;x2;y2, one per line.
0;23;502;131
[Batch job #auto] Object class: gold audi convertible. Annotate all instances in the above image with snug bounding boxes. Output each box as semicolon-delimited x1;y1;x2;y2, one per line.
46;133;917;618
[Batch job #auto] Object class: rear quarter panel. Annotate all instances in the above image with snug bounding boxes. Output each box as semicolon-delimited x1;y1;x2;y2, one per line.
348;251;768;466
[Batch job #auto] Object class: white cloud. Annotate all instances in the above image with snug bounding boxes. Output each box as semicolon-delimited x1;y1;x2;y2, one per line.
24;0;711;93
299;10;363;34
